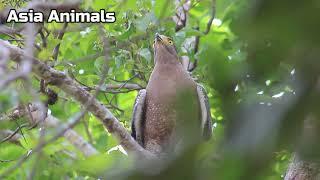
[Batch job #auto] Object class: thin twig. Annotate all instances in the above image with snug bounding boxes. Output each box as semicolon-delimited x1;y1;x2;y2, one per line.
189;0;216;72
66;52;103;64
82;117;94;144
0;150;33;179
0;130;22;145
174;0;216;72
39;29;47;48
109;74;139;104
203;0;216;35
0;25;23;37
52;23;68;62
14;121;28;144
0;159;15;163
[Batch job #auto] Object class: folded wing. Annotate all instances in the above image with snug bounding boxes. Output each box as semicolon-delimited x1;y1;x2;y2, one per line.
131;89;146;146
197;84;213;140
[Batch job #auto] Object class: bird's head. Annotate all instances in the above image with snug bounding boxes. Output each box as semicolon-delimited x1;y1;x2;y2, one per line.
153;33;178;63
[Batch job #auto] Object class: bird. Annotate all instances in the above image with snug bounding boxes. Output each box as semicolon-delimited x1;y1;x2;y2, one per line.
131;33;212;155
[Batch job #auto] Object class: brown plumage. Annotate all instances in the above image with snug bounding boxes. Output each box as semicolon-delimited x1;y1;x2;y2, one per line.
131;33;212;155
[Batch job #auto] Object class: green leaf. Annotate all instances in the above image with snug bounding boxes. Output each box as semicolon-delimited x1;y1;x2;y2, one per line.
154;0;174;19
138;48;151;62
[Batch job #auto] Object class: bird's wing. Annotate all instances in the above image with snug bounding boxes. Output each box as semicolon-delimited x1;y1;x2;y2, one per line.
131;89;146;146
196;84;213;140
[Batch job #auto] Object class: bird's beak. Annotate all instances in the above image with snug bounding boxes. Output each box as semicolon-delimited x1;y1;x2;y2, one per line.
155;33;162;42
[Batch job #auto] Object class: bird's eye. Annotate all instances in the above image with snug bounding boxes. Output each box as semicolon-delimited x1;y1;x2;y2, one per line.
168;40;173;45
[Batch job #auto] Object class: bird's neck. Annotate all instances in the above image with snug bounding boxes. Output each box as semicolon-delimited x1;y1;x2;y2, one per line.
154;53;181;66
152;56;186;80
154;59;183;74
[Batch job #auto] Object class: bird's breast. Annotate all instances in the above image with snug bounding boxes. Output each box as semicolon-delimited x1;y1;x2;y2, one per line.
143;66;200;154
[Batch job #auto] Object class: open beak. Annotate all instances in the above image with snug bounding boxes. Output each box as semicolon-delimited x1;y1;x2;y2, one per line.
155;33;162;42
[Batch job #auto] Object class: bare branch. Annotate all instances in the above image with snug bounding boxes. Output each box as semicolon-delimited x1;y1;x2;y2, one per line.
109;74;140;103
0;130;23;145
173;0;216;72
75;76;144;93
0;105;28;123
173;0;191;31
0;104;98;156
52;23;68;62
82;116;94;144
0;25;23;37
0;159;15;163
204;0;216;35
0;124;28;144
0;150;33;178
103;83;144;90
31;106;98;157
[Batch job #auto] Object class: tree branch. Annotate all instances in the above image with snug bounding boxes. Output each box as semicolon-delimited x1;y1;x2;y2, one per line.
0;124;28;144
173;0;191;31
0;104;98;157
0;25;23;37
52;23;68;62
0;130;23;145
174;0;216;72
31;105;98;157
